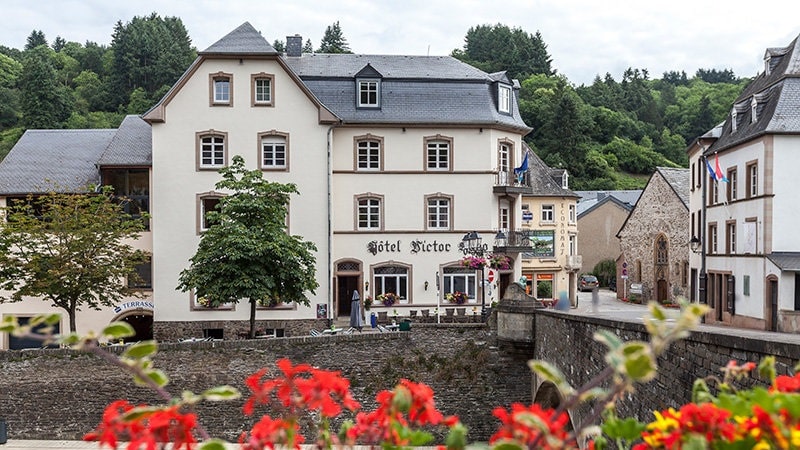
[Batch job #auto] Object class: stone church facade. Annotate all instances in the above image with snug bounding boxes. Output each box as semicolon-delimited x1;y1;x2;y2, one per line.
617;167;690;303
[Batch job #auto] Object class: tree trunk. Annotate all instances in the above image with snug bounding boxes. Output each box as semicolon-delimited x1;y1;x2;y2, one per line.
68;303;77;333
249;300;256;339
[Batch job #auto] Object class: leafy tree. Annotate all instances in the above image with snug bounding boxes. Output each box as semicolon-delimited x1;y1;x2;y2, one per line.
317;21;352;53
272;39;285;52
592;259;617;287
696;68;737;84
0;186;149;332
52;36;66;52
661;70;689;86
452;24;552;80
302;39;313;53
0;127;24;161
19;46;73;128
108;13;196;110
178;156;319;338
24;30;47;51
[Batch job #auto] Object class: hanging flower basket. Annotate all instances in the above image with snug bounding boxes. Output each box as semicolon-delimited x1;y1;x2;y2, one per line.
488;254;512;270
461;256;487;270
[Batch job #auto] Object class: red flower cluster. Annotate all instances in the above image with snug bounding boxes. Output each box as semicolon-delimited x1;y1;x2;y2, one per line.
489;403;573;449
635;403;738;449
84;400;197;450
773;373;800;393
345;379;459;447
242;358;360;418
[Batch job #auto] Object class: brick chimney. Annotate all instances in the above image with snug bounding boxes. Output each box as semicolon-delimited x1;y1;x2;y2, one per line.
286;34;302;57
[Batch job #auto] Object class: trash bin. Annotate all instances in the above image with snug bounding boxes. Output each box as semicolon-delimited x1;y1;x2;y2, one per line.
0;418;7;444
399;320;411;331
370;312;377;328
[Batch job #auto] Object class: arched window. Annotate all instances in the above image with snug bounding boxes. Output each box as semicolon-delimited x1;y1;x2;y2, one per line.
656;235;668;265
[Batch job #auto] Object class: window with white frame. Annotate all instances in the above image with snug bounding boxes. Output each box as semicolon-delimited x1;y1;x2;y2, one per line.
210;73;232;106
198;133;226;169
498;84;511;114
728;169;737;201
498;142;510;172
747;162;758;197
727;222;736;254
199;195;222;233
569;204;576;223
426;139;451;170
426;196;451;230
357;196;381;230
443;267;476;301
712;181;719;204
374;265;408;302
357;139;381;170
569;235;576;255
709;224;718;254
499;206;510;231
357;79;380;107
541;204;554;222
261;134;287;169
251;73;274;106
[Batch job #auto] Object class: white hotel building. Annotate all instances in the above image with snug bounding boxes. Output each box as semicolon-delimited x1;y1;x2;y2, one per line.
0;23;539;345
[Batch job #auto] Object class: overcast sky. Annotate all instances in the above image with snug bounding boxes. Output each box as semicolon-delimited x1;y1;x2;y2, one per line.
3;0;799;85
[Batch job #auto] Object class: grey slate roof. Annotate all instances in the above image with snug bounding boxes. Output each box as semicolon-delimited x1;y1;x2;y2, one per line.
767;252;800;271
525;144;578;198
656;167;690;208
707;34;800;154
285;55;529;131
200;22;278;56
97;115;151;166
575;190;642;217
0;129;115;195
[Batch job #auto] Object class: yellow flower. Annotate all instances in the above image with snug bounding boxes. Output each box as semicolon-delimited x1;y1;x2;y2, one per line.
647;409;680;432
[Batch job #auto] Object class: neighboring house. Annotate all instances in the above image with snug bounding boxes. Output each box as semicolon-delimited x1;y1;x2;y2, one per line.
575;190;641;281
688;33;800;333
518;148;580;304
0;22;534;346
617;167;690;303
0;116;154;349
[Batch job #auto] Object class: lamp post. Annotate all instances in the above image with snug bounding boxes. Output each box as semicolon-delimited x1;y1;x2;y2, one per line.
460;231;488;321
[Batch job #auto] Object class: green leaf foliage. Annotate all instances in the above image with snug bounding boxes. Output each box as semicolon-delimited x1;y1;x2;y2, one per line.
202;385;242;401
197;440;229;450
102;322;136;339
178;156;319;337
0;186;149;332
122;340;158;359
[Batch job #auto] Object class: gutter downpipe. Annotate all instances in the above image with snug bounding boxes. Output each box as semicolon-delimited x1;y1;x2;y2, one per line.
326;124;338;325
699;144;708;307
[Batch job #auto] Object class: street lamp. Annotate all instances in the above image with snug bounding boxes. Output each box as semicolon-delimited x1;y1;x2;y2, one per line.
690;236;701;254
460;231;488;321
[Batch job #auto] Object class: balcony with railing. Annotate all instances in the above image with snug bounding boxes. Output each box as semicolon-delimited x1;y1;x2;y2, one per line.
492;229;534;253
565;255;582;271
493;170;532;195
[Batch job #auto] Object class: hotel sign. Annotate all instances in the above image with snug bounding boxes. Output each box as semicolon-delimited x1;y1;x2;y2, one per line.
114;300;154;314
367;239;453;255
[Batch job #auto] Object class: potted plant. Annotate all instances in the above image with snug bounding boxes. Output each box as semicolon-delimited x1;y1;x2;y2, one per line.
487;253;512;270
445;291;468;305
460;255;487;270
364;295;373;311
377;292;397;307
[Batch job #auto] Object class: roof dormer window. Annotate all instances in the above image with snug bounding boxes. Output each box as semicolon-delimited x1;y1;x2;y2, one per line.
751;96;758;124
498;84;511;114
731;108;738;133
765;55;771;76
357;78;380;108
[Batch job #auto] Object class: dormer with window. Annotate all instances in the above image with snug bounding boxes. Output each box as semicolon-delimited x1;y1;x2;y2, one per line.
498;83;512;114
355;64;382;109
751;96;758;124
731;107;738;133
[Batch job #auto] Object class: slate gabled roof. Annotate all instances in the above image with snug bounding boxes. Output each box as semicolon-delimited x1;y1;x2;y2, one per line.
707;33;800;154
0;129;115;195
97;115;151;166
768;252;800;271
525;144;578;198
199;22;278;56
283;54;530;131
657;167;690;208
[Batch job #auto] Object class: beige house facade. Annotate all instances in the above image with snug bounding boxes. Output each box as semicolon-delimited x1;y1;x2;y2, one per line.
575;191;640;281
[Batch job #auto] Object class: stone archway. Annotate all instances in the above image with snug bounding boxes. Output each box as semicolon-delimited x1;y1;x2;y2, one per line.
533;381;574;434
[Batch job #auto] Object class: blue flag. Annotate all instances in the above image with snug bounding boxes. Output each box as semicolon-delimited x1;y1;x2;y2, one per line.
514;153;529;174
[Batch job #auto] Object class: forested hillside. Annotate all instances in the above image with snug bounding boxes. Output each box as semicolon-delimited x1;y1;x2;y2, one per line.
0;18;748;189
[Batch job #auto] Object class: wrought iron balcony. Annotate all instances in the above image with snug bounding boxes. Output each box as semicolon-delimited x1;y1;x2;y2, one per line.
492;229;534;253
493;171;532;195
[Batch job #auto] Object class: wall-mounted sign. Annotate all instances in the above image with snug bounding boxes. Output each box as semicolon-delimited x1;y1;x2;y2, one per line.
522;211;533;221
529;230;555;257
536;273;553;281
113;301;154;314
367;239;453;255
630;283;643;295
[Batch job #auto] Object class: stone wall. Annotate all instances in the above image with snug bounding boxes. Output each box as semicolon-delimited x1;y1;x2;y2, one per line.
531;309;799;429
0;324;532;443
617;171;690;302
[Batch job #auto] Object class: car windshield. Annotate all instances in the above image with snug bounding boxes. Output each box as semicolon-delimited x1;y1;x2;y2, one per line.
582;276;597;282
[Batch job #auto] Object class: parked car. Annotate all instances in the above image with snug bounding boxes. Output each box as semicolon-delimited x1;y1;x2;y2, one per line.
579;274;599;292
